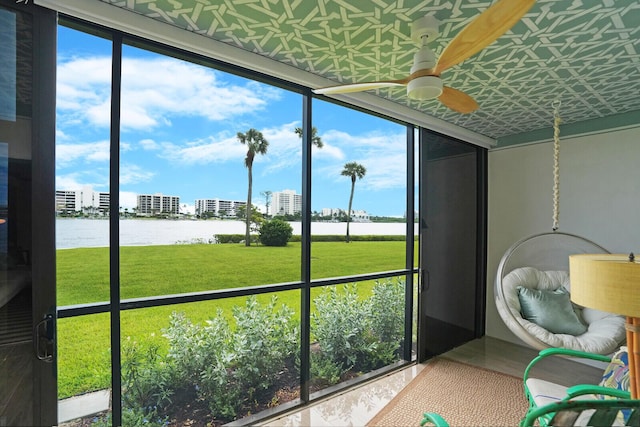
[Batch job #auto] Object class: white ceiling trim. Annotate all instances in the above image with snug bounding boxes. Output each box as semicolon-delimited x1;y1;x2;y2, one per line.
35;0;496;148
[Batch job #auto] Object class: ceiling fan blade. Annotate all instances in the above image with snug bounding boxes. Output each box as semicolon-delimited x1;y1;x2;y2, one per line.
438;86;479;114
434;0;535;75
313;80;407;95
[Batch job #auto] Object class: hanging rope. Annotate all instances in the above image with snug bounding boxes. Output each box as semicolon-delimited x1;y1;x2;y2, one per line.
552;100;561;231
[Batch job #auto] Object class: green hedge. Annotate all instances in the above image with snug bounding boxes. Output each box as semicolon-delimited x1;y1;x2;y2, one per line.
215;234;406;243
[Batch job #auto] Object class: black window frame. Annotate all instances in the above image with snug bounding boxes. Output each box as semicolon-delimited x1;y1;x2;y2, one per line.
55;14;423;427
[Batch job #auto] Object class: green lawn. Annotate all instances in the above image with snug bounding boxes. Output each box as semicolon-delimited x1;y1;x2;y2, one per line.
57;241;417;398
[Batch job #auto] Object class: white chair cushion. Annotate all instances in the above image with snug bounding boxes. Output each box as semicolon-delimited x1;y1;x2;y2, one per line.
526;378;628;426
502;267;626;354
526;378;596;407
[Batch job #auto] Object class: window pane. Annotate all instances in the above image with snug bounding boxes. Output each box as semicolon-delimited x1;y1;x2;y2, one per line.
57;313;111;403
118;42;303;298
56;25;114;419
119;292;300;425
309;276;407;394
311;100;409;279
0;7;36;426
56;26;112;305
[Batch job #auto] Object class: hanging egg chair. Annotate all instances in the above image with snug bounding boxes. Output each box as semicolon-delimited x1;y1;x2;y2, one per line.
494;231;626;354
493;102;626;355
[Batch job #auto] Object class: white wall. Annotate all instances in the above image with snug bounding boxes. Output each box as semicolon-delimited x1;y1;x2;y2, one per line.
486;127;640;345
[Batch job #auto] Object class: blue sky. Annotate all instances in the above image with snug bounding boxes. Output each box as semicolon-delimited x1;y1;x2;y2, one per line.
55;26;411;217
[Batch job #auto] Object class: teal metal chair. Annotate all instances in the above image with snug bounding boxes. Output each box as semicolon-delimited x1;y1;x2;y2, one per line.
421;398;640;427
421;347;640;427
520;398;640;426
523;347;636;426
420;412;449;426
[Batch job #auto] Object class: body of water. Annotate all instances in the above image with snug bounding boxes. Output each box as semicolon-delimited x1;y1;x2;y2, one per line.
56;218;415;249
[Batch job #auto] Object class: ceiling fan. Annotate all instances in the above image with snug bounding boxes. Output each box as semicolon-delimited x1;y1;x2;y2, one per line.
313;0;536;114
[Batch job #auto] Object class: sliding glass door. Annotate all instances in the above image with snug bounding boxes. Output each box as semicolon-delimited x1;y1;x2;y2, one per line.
0;1;57;425
418;129;487;361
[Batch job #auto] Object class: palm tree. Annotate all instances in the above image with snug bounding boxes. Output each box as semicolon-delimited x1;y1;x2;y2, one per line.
294;126;324;148
341;161;366;243
237;128;269;246
260;190;272;217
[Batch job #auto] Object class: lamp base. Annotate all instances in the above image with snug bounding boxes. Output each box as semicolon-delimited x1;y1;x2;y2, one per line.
626;317;640;399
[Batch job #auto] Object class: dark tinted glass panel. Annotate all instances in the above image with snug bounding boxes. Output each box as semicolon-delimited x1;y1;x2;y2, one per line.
0;5;35;425
419;130;480;359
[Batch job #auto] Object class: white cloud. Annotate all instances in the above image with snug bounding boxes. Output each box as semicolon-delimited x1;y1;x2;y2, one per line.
57;56;112;128
139;139;160;150
120;164;155;185
160;133;246;164
316;129;407;191
56;141;110;168
313;143;344;160
252;122;344;175
56;172;107;191
56;55;281;132
55;173;85;190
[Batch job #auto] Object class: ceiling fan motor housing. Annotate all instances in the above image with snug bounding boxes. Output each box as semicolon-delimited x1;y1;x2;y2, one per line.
407;76;443;100
407;45;442;100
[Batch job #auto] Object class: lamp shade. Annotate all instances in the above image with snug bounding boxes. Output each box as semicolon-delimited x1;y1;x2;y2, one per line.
569;254;640;317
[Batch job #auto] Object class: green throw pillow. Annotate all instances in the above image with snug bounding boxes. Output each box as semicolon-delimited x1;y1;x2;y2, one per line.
517;286;587;335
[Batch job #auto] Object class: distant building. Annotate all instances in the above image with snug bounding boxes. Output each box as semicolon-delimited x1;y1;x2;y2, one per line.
55;186;109;214
321;207;370;222
195;198;246;217
137;193;180;216
272;190;302;216
350;209;370;222
321;208;343;218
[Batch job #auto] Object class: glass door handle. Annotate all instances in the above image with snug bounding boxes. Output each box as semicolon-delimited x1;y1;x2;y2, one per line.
34;313;54;362
420;269;430;292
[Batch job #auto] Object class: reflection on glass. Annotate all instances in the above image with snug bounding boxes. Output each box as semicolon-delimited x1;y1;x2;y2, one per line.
311;100;409;279
0;143;7;255
118;292;300;425
310;277;407;393
0;9;16;122
0;6;35;425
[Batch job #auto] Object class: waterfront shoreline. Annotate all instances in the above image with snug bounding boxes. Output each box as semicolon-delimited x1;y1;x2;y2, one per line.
56;218;416;249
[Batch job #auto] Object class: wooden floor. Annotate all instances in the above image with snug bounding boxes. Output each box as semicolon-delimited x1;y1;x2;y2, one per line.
263;336;604;426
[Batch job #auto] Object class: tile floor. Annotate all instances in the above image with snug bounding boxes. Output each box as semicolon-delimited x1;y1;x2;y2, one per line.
260;336;603;426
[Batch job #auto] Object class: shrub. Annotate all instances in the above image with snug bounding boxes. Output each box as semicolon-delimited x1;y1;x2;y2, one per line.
365;279;406;368
215;234;247;243
163;295;298;420
94;282;405;425
369;279;406;345
310;279;406;382
109;338;171;427
259;219;293;246
310;284;373;382
288;234;405;242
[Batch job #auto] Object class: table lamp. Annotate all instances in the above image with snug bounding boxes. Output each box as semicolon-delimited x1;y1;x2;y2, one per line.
570;253;640;399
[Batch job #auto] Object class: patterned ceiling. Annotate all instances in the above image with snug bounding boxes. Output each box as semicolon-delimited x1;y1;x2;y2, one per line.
101;0;640;142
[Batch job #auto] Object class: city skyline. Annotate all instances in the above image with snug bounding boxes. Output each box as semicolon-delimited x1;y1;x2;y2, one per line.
55;26;413;218
55;187;373;217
